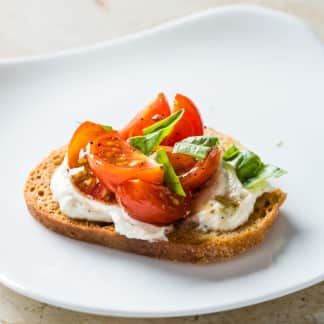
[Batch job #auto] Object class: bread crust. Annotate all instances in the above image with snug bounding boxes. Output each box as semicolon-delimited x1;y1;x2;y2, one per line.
24;131;287;263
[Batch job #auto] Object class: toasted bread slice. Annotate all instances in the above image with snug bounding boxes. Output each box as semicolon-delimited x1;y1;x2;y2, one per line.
24;131;286;263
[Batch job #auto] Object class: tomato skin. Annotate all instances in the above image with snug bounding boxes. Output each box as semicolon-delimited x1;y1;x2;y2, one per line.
158;145;196;175
88;132;164;192
68;121;107;168
90;182;114;202
73;172;114;202
180;147;221;190
162;94;204;146
116;180;191;225
120;93;171;139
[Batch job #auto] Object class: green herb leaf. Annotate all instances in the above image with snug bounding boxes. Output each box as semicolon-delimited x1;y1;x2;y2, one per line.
226;150;263;183
244;164;287;188
155;148;186;197
222;145;240;160
223;145;287;188
173;143;212;161
143;110;183;135
129;110;184;155
173;136;219;161
181;136;219;147
101;124;113;132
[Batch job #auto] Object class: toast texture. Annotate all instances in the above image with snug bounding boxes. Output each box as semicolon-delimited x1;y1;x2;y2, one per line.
24;130;287;263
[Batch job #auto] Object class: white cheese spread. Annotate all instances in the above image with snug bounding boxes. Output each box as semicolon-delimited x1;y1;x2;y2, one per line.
192;162;273;231
50;158;170;241
50;157;273;242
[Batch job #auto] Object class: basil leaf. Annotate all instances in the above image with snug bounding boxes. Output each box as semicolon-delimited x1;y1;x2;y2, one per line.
222;145;240;160
143;110;183;135
129;132;164;155
101;125;113;132
155;148;186;197
244;164;287;188
181;136;219;147
223;145;286;188
173;143;212;161
227;150;263;183
173;136;219;161
129;110;184;155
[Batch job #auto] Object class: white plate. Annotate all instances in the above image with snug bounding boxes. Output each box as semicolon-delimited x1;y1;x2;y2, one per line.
0;5;323;318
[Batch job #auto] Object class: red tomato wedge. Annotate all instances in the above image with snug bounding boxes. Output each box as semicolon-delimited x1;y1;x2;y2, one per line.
67;121;108;168
179;147;221;190
87;131;164;192
162;94;204;146
72;170;114;202
120;93;171;139
116;180;191;225
158;145;196;175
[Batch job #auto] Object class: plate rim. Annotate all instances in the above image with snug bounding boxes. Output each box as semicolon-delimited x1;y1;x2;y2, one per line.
0;4;318;66
1;4;324;318
0;270;323;317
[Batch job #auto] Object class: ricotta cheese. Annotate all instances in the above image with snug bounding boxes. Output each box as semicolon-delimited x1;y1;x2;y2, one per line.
50;158;170;241
192;162;273;231
50;157;273;241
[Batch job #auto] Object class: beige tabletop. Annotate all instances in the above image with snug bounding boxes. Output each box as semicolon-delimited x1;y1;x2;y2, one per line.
1;0;324;323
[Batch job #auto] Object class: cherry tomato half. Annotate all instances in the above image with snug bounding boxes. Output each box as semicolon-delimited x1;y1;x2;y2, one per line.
116;179;191;225
180;147;221;190
71;166;115;203
68;121;107;168
88;131;164;191
162;94;204;146
120;93;171;139
158;145;196;175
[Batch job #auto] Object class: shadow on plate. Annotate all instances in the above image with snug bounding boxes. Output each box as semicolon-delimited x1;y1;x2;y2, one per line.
145;211;298;282
75;210;298;283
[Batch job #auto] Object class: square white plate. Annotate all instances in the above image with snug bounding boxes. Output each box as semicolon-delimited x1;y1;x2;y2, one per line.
0;5;323;317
